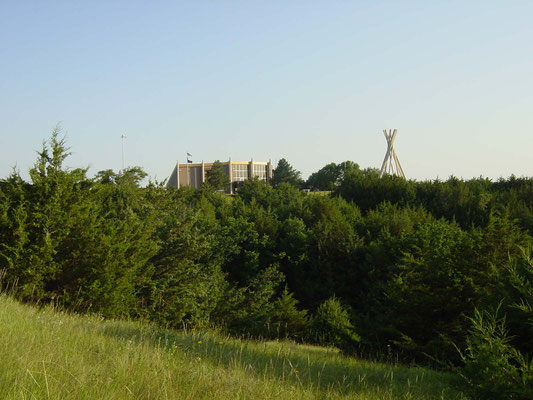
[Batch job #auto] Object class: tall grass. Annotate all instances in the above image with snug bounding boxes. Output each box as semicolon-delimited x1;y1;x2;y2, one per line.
0;294;468;399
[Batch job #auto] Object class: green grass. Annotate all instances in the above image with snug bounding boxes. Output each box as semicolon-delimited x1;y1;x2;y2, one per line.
0;294;468;399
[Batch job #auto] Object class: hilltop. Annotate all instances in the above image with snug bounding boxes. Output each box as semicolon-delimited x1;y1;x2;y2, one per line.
0;294;467;400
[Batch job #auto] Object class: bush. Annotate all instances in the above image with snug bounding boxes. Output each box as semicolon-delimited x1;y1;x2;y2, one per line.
270;286;308;339
457;306;533;400
311;297;360;354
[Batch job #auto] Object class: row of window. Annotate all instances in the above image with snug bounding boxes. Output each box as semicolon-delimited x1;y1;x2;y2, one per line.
253;164;267;180
232;164;249;179
232;165;268;178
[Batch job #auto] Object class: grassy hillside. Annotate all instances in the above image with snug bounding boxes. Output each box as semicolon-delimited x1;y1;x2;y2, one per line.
0;295;468;400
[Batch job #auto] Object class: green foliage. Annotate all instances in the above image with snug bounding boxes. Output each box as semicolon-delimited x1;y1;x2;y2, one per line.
235;177;274;204
291;195;363;310
137;188;227;328
0;130;221;323
205;160;230;191
270;286;309;339
507;248;533;318
382;221;482;359
0;130;157;317
504;247;533;356
6;132;533;378
457;306;533;399
70;167;158;317
456;248;533;399
215;265;285;337
311;297;360;354
306;162;339;191
306;161;360;191
415;177;493;229
336;169;416;213
272;158;303;188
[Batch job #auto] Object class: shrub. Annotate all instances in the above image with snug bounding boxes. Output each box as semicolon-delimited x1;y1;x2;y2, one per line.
311;297;360;354
270;286;308;339
457;306;533;399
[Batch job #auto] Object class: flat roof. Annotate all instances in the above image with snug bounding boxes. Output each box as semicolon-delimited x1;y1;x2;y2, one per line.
177;160;269;168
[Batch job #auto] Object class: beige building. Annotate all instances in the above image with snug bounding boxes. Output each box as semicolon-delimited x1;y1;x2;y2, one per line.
167;158;273;194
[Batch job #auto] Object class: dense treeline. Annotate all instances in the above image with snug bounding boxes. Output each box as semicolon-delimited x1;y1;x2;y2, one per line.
1;132;532;397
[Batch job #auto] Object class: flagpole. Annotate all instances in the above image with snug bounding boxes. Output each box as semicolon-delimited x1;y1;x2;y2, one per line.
186;152;192;187
121;134;127;170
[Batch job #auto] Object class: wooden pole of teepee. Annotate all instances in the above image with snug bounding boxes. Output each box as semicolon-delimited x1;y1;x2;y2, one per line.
380;129;406;179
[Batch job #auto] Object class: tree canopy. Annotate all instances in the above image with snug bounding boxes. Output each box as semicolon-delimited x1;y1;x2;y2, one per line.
3;131;533;397
306;161;361;191
205;160;230;191
272;158;302;188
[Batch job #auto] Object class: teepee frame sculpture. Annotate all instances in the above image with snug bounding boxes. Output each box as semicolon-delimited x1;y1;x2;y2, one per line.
379;129;406;179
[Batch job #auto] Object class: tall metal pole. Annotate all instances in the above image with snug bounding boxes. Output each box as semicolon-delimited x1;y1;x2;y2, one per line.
121;134;127;170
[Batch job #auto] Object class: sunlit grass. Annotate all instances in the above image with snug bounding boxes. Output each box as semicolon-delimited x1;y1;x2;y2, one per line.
0;294;469;399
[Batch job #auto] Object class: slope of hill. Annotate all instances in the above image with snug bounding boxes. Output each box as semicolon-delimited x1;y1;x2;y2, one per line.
0;294;468;399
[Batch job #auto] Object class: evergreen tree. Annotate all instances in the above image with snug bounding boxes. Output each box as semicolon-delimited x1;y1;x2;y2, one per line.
311;297;360;353
271;286;308;339
205;160;230;191
272;158;302;188
0;129;158;316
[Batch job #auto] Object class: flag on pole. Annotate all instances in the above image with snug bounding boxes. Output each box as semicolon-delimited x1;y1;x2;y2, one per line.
187;152;192;163
187;152;192;157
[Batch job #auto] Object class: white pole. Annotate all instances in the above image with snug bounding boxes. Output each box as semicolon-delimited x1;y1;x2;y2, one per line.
121;134;127;170
380;131;389;177
380;129;405;179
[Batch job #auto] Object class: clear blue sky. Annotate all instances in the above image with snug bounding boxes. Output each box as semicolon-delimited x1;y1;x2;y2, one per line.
1;1;532;182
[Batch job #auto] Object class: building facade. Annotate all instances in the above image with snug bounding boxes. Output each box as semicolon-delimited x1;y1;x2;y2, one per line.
167;158;273;194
